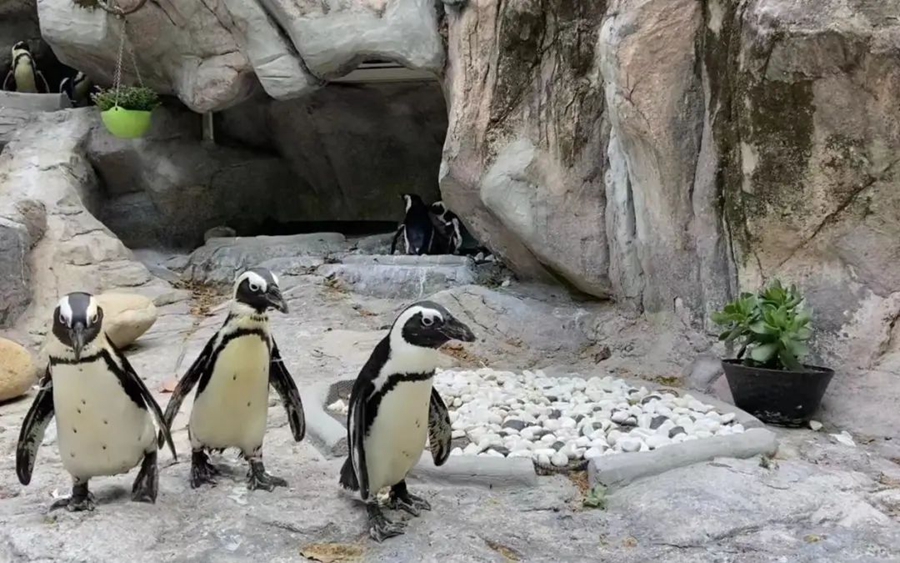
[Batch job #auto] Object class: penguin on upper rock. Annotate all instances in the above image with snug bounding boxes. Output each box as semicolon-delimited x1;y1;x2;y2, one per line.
60;71;97;107
429;201;490;259
3;41;50;93
16;292;177;511
390;193;437;256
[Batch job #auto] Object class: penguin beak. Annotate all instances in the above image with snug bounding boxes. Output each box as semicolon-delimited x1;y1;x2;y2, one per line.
265;286;288;314
441;316;475;343
70;323;85;361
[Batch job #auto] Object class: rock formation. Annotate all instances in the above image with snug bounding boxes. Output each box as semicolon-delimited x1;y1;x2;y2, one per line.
2;0;898;436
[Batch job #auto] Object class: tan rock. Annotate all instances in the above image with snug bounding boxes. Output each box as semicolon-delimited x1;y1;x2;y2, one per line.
95;293;158;349
0;337;37;402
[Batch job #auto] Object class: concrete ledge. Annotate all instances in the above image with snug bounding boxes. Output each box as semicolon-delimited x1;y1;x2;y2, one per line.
301;382;348;457
410;453;537;488
588;427;778;490
0;91;71;112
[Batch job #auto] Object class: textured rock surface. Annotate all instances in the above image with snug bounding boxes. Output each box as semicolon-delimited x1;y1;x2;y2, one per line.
0;337;36;401
95;293;157;348
319;255;477;299
37;0;444;112
1;271;899;562
0;109;187;338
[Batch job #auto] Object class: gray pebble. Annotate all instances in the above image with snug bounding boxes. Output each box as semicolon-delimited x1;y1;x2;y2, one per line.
489;446;510;456
551;441;566;451
502;419;527;431
641;394;663;405
622;417;638;427
669;426;686;438
549;409;562;419
650;416;668;430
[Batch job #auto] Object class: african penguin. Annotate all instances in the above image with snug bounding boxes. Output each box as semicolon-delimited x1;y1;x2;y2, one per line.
3;41;49;93
390;193;436;256
60;71;95;107
16;292;177;512
429;201;487;258
160;267;305;491
339;301;475;542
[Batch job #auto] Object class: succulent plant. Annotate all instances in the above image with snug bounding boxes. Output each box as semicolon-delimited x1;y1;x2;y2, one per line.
712;279;813;371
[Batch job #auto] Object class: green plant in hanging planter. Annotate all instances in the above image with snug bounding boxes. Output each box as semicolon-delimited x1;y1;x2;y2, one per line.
711;279;812;371
92;86;160;139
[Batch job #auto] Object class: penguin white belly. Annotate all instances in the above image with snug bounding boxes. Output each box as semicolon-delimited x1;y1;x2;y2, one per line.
14;65;37;93
364;378;432;493
190;335;270;454
53;360;155;480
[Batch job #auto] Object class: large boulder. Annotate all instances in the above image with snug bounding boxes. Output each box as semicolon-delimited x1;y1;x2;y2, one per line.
95;293;157;348
37;0;445;112
0;109;186;337
0;337;36;402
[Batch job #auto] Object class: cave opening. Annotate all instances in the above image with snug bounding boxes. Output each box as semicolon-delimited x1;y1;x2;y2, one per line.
91;59;450;254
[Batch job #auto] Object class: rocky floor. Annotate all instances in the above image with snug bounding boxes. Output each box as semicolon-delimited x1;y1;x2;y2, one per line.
1;263;900;562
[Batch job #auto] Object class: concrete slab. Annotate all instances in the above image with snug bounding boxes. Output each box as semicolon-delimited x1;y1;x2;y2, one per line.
0;91;71;112
588;427;779;490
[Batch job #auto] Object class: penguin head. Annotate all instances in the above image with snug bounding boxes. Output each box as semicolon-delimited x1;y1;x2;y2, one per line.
52;292;103;361
401;193;425;213
391;301;475;350
12;41;30;55
233;267;288;314
429;201;447;218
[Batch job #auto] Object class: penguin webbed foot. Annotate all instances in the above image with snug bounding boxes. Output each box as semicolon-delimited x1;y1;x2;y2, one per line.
246;459;287;492
190;450;219;489
388;481;431;517
50;483;95;512
131;451;158;503
367;503;406;542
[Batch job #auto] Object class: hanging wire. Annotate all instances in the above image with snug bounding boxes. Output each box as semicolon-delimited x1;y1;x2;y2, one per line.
112;16;128;107
91;0;148;17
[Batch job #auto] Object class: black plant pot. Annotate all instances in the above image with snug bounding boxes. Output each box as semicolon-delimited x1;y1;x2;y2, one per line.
721;359;834;427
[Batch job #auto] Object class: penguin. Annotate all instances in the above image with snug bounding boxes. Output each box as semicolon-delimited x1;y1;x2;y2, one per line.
429;201;491;259
3;41;50;93
339;301;475;541
160;267;305;491
60;71;95;107
390;194;436;256
16;292;177;512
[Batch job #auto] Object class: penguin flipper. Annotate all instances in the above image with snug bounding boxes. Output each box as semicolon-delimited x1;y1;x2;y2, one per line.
2;71;14;92
103;344;178;461
16;369;54;486
268;339;306;442
389;226;404;255
159;334;215;447
344;378;373;498
427;387;452;466
35;71;50;94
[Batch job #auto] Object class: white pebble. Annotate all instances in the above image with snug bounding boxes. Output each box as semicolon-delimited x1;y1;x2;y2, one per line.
327;399;345;412
611;411;629;424
560;417;577;429
450;447;463;456
732;424;745;434
645;435;670;449
551;452;569;467
536;453;550;465
619;438;642;452
584;447;605;460
720;412;736;424
809;420;823;431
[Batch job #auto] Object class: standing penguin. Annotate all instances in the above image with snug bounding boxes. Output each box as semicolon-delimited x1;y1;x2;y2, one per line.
60;71;95;107
160;267;305;491
3;41;50;93
429;201;487;258
16;292;177;511
390;194;436;256
339;301;475;541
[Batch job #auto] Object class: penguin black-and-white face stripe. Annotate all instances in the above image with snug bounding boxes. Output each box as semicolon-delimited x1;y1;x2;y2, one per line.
233;267;287;314
52;292;103;361
390;301;475;350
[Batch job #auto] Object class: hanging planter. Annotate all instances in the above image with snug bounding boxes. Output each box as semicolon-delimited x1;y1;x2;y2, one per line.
90;11;160;139
93;86;160;139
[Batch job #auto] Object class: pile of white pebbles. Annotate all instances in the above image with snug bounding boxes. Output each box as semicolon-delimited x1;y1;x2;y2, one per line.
327;368;745;468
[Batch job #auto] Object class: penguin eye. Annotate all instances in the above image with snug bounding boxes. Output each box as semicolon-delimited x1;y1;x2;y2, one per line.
59;313;67;325
90;313;99;324
422;316;434;327
249;283;260;292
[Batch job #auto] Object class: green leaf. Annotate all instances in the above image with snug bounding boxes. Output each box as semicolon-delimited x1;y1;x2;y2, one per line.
750;343;778;363
750;321;776;335
779;348;803;371
583;485;608;509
